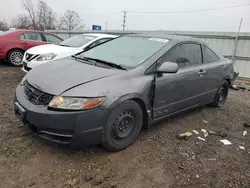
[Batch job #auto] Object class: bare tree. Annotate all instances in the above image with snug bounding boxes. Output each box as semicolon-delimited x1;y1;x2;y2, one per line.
37;0;56;30
0;21;8;31
15;1;83;31
60;9;82;31
23;0;37;29
22;0;56;30
12;14;31;29
57;17;66;30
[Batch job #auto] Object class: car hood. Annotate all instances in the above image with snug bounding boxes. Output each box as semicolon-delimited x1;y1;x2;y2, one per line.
26;58;121;95
26;44;81;55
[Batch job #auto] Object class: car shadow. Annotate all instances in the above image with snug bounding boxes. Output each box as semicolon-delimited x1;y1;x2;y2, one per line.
0;60;9;67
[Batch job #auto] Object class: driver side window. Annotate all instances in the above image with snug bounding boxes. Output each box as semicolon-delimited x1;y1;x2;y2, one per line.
162;45;186;68
160;43;202;68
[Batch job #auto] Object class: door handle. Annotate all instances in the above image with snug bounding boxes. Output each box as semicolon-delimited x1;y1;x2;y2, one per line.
198;70;206;75
21;42;28;45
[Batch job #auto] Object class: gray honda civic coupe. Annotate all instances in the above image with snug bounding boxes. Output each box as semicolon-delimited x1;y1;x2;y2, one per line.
14;34;234;151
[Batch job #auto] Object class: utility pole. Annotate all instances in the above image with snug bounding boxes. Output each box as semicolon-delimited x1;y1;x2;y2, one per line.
122;11;127;30
232;18;243;63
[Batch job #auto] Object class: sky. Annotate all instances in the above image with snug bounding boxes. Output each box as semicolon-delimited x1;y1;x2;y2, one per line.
0;0;250;31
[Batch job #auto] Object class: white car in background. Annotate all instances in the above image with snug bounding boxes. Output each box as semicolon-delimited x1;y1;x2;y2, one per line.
22;33;117;72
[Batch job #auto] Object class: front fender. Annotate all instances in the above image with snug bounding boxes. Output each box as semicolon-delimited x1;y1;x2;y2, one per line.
99;92;152;130
106;93;150;110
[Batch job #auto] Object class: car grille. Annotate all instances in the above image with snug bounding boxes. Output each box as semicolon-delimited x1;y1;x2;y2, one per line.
23;81;54;105
23;62;31;72
25;53;39;62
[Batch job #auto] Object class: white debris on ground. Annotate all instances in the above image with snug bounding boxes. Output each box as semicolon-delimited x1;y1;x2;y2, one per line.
239;146;245;150
243;131;247;136
198;137;206;141
192;130;199;135
220;139;232;145
231;83;249;91
201;129;208;137
178;121;249;152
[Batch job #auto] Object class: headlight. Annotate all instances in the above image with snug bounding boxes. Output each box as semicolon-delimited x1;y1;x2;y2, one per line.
48;96;106;110
20;77;26;85
36;53;57;61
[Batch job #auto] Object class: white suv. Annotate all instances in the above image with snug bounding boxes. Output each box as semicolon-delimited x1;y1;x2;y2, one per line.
22;33;117;72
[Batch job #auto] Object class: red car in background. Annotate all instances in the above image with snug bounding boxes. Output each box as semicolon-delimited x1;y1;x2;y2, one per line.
0;30;63;66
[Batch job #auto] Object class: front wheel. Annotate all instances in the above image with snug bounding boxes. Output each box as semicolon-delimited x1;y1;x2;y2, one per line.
101;100;143;151
212;81;229;107
7;49;24;66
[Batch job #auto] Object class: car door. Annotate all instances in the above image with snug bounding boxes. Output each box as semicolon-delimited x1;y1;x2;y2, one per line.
153;42;205;119
199;45;223;102
19;32;45;51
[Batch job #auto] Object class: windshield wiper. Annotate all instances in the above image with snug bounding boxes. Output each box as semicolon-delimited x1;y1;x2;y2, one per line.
59;44;70;47
83;57;126;70
72;55;95;65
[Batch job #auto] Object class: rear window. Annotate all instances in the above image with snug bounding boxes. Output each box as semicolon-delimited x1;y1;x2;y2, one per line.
44;33;62;44
59;35;97;47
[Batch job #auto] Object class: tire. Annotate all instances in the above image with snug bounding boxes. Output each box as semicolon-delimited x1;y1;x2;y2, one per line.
7;49;24;66
101;100;143;151
212;81;229;108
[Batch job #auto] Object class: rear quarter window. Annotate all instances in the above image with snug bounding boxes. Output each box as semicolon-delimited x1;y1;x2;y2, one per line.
20;34;26;40
203;45;219;64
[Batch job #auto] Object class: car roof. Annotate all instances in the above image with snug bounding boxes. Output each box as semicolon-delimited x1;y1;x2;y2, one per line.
13;29;62;39
9;29;57;35
83;33;117;38
127;33;201;42
13;29;44;33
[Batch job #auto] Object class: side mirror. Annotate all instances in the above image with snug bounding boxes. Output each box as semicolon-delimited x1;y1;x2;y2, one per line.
158;62;178;73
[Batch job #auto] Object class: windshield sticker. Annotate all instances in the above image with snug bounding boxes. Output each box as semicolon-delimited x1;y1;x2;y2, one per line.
149;38;169;43
85;36;95;40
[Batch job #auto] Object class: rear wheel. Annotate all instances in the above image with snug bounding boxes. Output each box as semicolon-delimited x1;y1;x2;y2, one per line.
101;100;143;151
7;49;24;66
212;81;229;107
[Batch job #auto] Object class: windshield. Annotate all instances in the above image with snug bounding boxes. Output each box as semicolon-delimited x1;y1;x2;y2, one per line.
0;30;15;36
59;34;97;47
80;36;169;69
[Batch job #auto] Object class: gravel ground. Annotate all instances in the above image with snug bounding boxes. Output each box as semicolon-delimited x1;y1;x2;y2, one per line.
0;64;250;188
